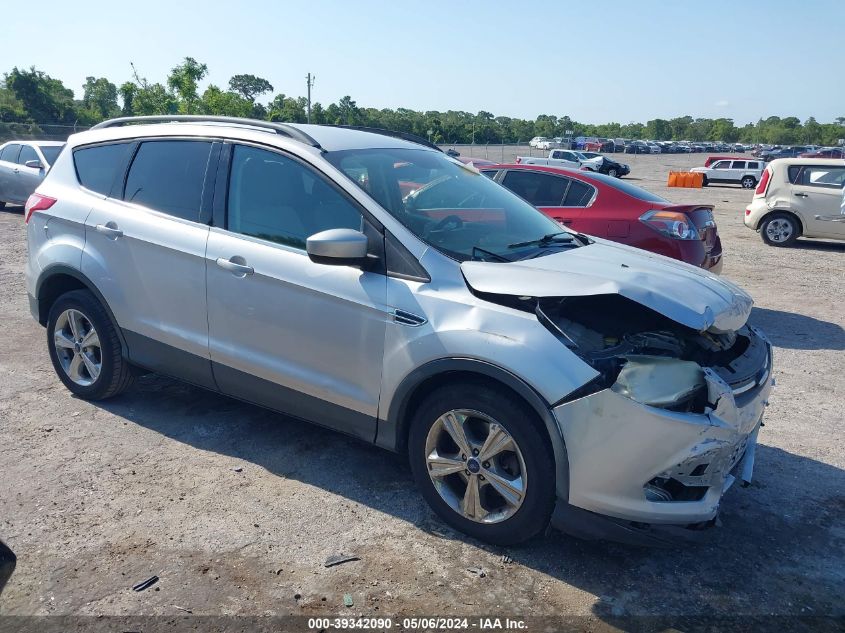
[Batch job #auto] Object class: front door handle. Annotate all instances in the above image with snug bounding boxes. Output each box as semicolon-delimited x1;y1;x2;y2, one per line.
216;256;254;276
794;193;808;198
95;223;123;238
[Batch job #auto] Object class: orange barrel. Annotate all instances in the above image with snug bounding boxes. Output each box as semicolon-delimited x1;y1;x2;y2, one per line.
693;172;704;187
668;172;678;187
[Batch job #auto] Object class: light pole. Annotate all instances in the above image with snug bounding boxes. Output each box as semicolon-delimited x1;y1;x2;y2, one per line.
305;73;315;124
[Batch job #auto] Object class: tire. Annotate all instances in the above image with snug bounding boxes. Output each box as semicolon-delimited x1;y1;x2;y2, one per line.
46;289;134;400
607;167;619;178
741;176;756;189
408;381;556;545
0;201;6;209
760;212;800;247
702;176;709;186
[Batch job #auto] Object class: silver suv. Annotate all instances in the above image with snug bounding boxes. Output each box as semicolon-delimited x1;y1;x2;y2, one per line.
25;116;774;546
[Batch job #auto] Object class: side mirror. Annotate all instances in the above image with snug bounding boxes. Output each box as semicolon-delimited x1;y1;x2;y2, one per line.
306;228;368;266
24;160;44;170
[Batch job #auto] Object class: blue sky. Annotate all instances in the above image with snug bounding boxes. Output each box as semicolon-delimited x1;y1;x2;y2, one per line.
5;0;843;124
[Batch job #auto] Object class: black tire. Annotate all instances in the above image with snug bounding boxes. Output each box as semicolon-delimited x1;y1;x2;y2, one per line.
760;212;800;247
741;175;756;189
408;381;556;545
702;175;709;186
607;167;619;178
46;289;134;400
0;201;6;209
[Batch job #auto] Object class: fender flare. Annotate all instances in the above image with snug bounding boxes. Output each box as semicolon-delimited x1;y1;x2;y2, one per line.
34;264;129;357
378;357;570;501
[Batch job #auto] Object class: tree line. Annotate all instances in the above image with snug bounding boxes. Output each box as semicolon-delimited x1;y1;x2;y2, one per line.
2;57;844;146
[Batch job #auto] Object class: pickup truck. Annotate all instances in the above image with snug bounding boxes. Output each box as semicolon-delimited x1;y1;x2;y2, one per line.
516;149;598;170
516;150;630;177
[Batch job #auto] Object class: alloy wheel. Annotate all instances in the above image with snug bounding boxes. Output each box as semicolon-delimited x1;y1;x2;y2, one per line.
765;218;793;243
424;409;527;524
53;309;101;386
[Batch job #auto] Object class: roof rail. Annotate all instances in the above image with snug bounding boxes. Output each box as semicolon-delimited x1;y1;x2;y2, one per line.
90;115;322;149
324;125;443;152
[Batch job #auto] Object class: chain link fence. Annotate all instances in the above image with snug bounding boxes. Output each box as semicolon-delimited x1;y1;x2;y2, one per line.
0;123;91;143
436;142;551;164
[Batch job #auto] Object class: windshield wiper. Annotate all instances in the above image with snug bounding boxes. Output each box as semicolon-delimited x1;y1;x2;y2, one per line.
471;246;512;262
507;232;574;249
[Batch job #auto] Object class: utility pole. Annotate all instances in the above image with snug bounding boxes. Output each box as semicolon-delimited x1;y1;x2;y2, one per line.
305;73;315;124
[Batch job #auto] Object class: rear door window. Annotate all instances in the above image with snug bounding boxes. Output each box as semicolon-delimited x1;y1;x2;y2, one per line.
0;144;20;163
501;170;568;207
731;161;746;169
791;165;845;189
18;145;39;165
124;141;214;221
73;142;134;196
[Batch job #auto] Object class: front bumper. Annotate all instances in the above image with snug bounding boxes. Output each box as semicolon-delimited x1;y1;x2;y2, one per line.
551;335;773;541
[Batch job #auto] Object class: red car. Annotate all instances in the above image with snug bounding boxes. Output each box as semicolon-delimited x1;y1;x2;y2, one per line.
799;148;843;159
481;164;723;273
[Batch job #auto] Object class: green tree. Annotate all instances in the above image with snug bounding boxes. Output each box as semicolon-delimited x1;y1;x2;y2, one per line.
83;76;118;119
337;95;359;125
228;74;273;102
118;82;137;116
200;85;252;117
4;67;77;124
167;57;208;114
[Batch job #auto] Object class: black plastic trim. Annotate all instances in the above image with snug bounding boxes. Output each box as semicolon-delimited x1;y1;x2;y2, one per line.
212;362;376;442
385;231;430;283
379;357;570;501
34;265;128;356
122;330;217;391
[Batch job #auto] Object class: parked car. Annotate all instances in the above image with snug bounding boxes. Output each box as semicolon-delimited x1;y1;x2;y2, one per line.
516;149;582;169
624;141;650;154
528;136;549;148
481;164;723;272
704;155;751;167
0;141;65;208
745;158;845;246
576;152;631;177
691;159;765;189
25;115;771;547
800;147;843;159
761;146;809;162
646;143;662;154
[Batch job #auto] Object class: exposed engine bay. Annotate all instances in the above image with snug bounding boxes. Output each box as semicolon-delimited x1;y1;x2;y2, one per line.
480;292;770;412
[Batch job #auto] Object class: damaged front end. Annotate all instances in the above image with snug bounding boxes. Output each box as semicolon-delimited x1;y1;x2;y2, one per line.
535;293;773;544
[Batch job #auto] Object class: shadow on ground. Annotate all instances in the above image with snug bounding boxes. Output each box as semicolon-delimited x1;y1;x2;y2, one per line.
90;372;845;624
750;307;845;351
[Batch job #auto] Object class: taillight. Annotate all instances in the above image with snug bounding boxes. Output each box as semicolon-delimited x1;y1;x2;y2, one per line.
639;209;698;240
24;193;57;223
755;168;771;195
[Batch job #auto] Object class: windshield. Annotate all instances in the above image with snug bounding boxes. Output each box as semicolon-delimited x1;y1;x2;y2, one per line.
38;145;64;165
325;148;574;262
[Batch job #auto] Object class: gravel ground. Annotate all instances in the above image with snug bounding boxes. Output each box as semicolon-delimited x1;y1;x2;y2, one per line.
0;152;843;627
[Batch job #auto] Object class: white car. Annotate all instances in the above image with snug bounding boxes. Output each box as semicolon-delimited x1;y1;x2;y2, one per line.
529;137;550;148
692;159;765;189
647;143;662;154
0;141;65;207
744;158;845;246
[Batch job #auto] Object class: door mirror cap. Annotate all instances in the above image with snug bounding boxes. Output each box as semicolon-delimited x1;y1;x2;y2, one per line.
24;160;44;170
306;228;368;266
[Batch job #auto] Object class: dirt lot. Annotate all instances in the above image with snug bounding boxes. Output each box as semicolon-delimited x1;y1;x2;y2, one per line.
0;152;843;628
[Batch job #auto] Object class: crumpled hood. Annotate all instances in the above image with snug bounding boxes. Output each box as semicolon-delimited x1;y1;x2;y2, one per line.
461;240;753;332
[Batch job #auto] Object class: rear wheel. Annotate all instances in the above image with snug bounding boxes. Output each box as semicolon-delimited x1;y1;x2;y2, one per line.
408;382;556;545
741;175;756;189
47;290;135;400
760;212;799;247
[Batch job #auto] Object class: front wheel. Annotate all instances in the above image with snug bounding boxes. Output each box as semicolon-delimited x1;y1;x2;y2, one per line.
760;212;799;247
47;289;135;400
408;382;556;545
607;167;618;178
702;175;709;186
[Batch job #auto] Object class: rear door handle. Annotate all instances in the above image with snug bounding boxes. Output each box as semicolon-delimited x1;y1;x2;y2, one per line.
95;223;123;238
216;256;254;276
794;193;808;198
557;218;573;225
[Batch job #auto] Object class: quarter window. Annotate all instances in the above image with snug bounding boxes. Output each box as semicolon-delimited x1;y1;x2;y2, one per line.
747;162;759;169
124;141;213;221
563;179;595;207
73;142;134;196
501;171;568;206
789;165;845;188
227;145;362;250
